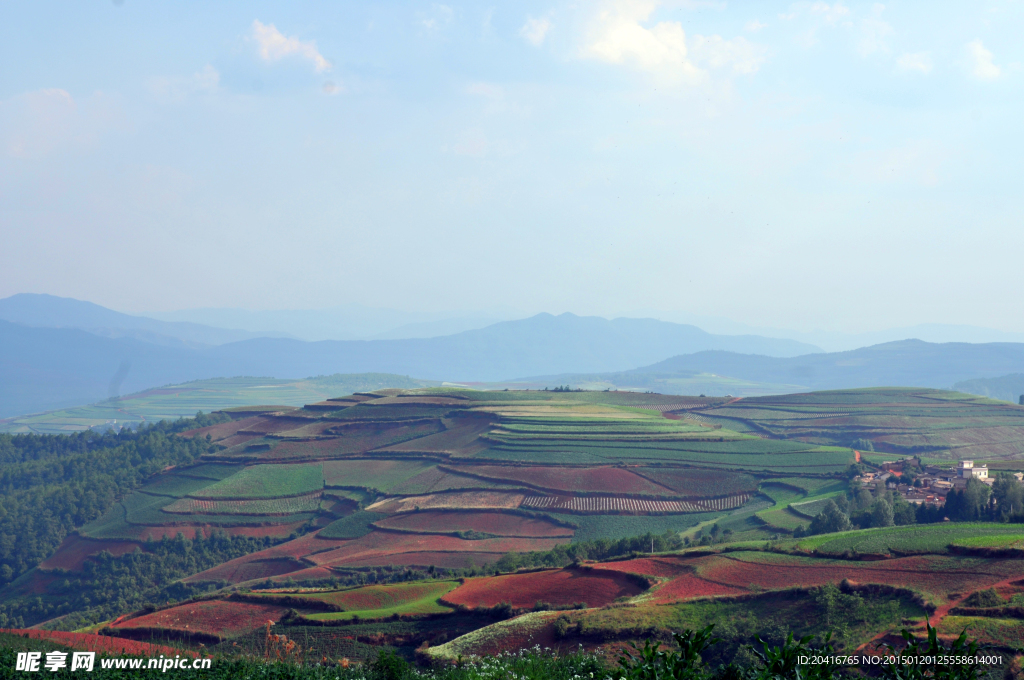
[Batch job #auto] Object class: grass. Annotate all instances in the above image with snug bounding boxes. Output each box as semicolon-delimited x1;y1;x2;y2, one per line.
700;388;1024;461
302;581;459;620
322;459;435;492
318;511;387;539
553;512;721;542
794;523;1024;555
0;374;438;433
193;463;323;499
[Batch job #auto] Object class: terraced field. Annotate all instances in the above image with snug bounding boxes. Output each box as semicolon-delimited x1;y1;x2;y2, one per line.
696;387;1024;460
28;388;859;592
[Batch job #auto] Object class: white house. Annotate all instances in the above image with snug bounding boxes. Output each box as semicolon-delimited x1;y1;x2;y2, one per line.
958;460;988;480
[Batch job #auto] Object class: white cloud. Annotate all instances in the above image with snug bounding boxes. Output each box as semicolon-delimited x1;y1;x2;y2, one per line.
966;40;1000;80
581;1;765;84
690;35;767;75
745;20;767;32
322;81;343;95
581;0;704;84
147;65;220;103
251;19;331;72
896;52;932;74
520;16;552;46
420;4;454;30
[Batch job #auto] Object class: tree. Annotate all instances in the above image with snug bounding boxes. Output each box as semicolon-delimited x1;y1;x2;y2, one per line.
991;473;1024;519
891;493;917;526
809;500;853;535
870;497;895;527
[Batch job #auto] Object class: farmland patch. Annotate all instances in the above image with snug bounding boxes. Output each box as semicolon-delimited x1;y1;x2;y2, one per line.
443;567;644;609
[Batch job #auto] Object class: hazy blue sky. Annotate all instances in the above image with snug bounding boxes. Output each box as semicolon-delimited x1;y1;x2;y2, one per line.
2;1;1021;333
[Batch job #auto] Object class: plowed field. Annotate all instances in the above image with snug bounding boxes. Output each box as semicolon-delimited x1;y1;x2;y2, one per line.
373;511;574;537
443;567;644;609
452;466;673;495
1;629;197;657
591;556;694;578
368;491;525;513
305;531;563;568
112;600;290;638
163;492;321;515
39;535;141;571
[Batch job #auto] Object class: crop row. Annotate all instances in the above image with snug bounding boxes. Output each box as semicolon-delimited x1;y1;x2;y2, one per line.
163;492;323;515
191;463;323;499
520;494;750;513
632;403;711;412
256;420;445;460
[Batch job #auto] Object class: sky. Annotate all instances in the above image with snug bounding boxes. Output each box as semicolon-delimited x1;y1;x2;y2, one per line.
1;0;1022;334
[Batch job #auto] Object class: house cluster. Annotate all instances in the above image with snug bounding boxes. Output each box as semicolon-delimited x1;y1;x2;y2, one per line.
855;459;1024;507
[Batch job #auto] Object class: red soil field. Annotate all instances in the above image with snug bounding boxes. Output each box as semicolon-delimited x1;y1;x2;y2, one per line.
306;531;563;569
336;551;503;569
39;535;141;571
126;521;309;541
648;573;746;602
1;629;197;657
260;422;441;460
214;434;261;449
183;557;306;584
591;556;694;579
632;469;758;498
452;466;674;495
113;601;289;639
272;421;340;437
179;416;263;441
267;566;336;582
238;417;315;435
380;416;494;455
374;511;574;538
444;567;644;609
694;554;1024;599
179;532;353;584
21;572;59;596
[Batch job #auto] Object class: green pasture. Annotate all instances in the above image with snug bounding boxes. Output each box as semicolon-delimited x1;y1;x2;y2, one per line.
193;463;323;498
556;512;721;542
301;580;459;620
0;374;438;433
323;459;435;492
698;388;1024;461
794;523;1024;555
319;511;386;539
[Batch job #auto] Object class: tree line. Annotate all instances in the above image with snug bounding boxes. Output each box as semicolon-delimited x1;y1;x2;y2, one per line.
0;413;228;585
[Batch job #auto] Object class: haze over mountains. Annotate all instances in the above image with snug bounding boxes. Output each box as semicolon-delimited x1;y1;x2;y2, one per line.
4;293;1024;420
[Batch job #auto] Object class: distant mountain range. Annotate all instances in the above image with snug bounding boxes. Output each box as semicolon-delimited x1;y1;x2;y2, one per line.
0;295;819;418
526;342;1024;397
953;374;1024;404
0;294;279;347
5;293;1024;420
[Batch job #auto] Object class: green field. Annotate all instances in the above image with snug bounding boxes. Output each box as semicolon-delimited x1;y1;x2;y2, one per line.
699;388;1024;461
300;581;459;620
0;374;439;433
318;511;387;539
193;463;323;499
794;523;1024;555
